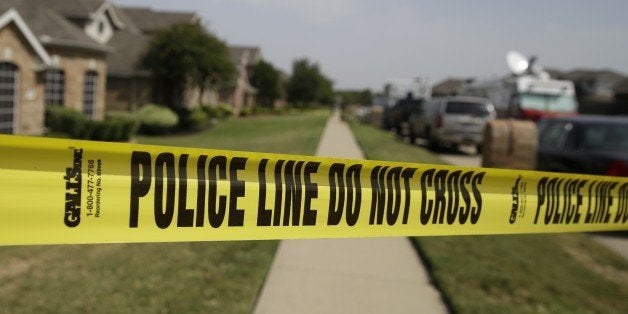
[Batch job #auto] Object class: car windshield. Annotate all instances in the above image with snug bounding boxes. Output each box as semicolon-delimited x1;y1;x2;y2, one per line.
580;123;628;151
519;93;577;113
445;101;490;116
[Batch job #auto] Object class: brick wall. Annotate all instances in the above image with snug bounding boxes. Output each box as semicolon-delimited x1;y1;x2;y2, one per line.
47;47;107;120
0;23;45;135
106;76;152;111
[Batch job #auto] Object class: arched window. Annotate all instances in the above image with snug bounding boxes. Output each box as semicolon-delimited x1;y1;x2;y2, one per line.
83;71;98;118
0;62;18;134
45;69;65;106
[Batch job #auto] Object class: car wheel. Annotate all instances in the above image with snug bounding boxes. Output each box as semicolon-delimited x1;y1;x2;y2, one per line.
429;137;441;151
476;144;483;155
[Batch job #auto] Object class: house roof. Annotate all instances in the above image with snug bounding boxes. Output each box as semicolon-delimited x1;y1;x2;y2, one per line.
0;8;51;65
107;29;151;77
563;69;625;83
432;78;470;96
120;7;198;34
614;78;628;95
40;0;105;19
1;0;109;53
105;7;148;77
228;45;261;66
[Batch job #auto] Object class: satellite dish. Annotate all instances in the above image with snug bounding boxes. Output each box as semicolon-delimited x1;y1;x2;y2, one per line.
506;50;529;75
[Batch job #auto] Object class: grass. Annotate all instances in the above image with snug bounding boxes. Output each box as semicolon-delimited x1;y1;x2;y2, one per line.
138;109;330;155
0;110;330;313
349;120;628;314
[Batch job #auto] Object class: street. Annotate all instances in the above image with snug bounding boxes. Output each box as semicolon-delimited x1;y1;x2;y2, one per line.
430;142;628;261
437;145;481;167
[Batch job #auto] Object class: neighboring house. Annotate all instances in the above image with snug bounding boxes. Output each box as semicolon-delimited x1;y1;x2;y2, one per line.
104;6;155;111
612;78;628;115
432;78;473;97
220;45;261;115
551;69;626;115
0;0;110;135
106;6;204;111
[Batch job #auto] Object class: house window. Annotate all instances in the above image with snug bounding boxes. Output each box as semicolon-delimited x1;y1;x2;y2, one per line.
0;62;18;134
83;71;98;118
98;21;105;34
45;69;65;106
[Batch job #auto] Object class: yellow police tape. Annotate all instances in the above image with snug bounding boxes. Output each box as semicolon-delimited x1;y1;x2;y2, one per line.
0;134;627;245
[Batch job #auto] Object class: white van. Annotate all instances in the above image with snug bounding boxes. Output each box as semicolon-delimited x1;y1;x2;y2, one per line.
409;96;496;151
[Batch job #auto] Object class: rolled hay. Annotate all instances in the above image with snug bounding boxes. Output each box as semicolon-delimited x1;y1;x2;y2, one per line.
509;120;537;170
482;120;511;168
370;106;384;127
482;119;537;170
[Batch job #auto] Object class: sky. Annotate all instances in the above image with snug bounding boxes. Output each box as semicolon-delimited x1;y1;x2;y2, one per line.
113;0;628;91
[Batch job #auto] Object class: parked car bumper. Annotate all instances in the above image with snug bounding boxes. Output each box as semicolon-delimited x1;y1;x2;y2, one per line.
435;130;483;146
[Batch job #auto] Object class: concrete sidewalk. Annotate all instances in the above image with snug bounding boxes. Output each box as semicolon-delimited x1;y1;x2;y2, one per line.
253;111;448;314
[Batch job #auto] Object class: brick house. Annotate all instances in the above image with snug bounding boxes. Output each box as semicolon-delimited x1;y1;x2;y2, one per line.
0;0;112;135
551;69;627;115
105;6;205;111
107;7;261;114
432;78;474;97
219;46;260;115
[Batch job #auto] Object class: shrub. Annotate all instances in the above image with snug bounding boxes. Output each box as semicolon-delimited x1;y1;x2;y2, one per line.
179;107;210;131
135;104;179;134
200;104;221;119
239;107;253;117
45;106;139;141
105;111;139;141
46;105;87;138
217;103;233;118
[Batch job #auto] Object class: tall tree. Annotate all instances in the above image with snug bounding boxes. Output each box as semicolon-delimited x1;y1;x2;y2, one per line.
336;89;373;105
287;58;334;105
250;60;282;106
143;23;235;107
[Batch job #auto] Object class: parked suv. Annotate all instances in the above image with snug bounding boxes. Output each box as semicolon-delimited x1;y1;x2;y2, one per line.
382;94;423;134
537;115;628;176
409;96;496;151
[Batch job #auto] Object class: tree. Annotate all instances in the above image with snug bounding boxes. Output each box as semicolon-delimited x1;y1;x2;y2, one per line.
143;23;235;107
250;60;282;106
336;89;373;105
287;58;334;105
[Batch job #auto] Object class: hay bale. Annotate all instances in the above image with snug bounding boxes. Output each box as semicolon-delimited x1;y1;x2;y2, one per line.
482;119;537;170
510;120;537;170
370;106;384;127
482;120;511;168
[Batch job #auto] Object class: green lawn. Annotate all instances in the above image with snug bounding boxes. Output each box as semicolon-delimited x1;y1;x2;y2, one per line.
0;110;330;313
350;121;628;314
138;109;330;155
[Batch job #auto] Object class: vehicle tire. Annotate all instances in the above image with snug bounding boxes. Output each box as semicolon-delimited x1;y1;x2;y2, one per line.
476;144;483;155
428;137;441;151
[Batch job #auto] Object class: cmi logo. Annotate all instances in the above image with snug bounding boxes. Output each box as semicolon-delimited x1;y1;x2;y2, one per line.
64;147;83;227
510;176;523;224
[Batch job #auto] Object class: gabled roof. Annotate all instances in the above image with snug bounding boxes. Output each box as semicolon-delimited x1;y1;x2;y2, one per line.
0;8;51;65
2;0;110;53
120;7;199;34
105;6;149;77
614;78;628;95
229;45;261;66
563;69;625;83
41;0;105;19
432;78;472;96
107;29;151;77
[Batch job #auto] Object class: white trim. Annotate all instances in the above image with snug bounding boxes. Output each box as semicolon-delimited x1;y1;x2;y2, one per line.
91;2;125;29
0;9;51;65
